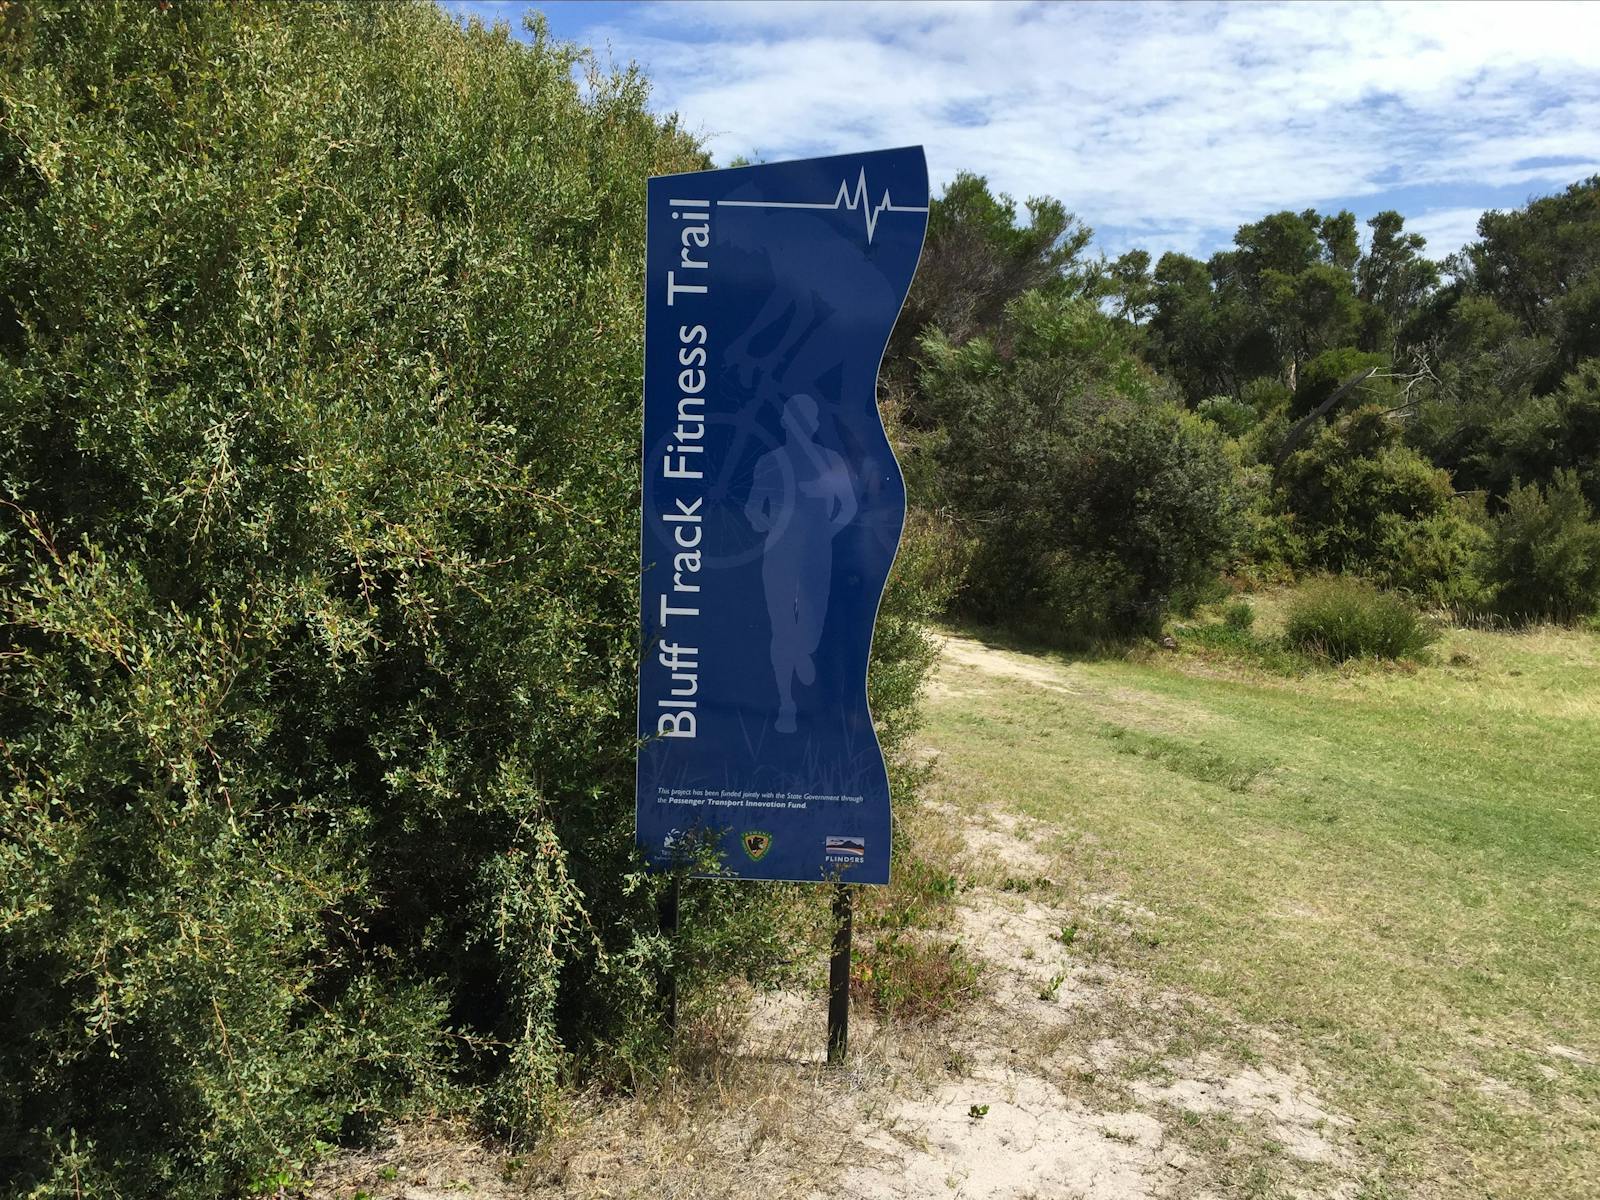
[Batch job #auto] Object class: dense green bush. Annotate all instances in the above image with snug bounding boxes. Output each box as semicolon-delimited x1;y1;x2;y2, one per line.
1485;360;1600;512
916;292;1241;645
1291;347;1389;416
0;5;946;1196
1196;393;1259;437
1240;376;1292;417
1275;406;1488;606
1283;578;1439;662
1484;471;1600;623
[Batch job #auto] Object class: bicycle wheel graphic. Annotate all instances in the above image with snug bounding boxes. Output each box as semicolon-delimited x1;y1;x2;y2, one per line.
647;410;794;572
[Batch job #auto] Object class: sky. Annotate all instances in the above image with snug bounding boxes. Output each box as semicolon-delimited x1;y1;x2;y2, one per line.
441;0;1600;264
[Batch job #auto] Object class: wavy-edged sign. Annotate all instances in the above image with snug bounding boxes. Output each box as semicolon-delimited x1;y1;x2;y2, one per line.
636;147;928;885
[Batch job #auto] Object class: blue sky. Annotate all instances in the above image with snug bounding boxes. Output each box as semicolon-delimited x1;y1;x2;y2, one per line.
442;1;1600;263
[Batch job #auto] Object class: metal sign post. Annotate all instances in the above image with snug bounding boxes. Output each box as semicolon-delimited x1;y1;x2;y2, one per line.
828;883;852;1062
658;877;679;1034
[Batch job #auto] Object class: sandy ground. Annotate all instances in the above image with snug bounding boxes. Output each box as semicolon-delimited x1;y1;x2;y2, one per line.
313;635;1369;1200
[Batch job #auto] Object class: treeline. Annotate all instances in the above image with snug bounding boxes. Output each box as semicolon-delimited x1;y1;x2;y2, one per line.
887;171;1600;641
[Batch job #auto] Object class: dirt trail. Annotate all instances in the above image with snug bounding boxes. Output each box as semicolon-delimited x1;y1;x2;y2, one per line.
934;633;1220;736
811;807;1361;1200
314;641;1365;1200
936;634;1087;695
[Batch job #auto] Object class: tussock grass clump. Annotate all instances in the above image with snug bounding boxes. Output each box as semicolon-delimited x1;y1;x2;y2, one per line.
1284;578;1438;662
852;933;983;1020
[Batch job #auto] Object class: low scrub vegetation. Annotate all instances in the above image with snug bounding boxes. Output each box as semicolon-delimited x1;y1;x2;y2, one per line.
1283;578;1440;662
1485;470;1600;624
0;5;941;1195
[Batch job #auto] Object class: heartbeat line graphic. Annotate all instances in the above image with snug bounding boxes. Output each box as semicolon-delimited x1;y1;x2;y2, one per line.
717;167;928;244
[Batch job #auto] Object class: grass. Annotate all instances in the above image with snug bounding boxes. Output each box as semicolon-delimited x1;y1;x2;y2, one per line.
849;802;983;1020
1283;577;1440;663
924;589;1600;1199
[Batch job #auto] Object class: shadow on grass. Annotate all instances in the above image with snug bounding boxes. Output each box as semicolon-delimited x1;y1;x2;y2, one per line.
940;612;1325;678
938;616;1152;666
1172;622;1323;676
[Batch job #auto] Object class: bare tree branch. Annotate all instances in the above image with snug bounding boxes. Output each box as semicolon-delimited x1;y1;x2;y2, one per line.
1272;366;1380;471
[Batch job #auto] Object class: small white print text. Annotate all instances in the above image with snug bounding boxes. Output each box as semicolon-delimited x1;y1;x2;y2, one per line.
655;787;864;809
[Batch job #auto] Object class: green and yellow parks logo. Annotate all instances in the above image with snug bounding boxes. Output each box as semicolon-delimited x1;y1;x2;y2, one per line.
741;831;774;862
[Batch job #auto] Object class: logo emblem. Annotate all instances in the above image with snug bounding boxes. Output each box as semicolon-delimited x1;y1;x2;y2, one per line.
825;835;865;859
742;831;774;862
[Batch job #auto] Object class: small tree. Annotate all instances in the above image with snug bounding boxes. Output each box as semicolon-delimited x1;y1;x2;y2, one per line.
1486;471;1600;623
1275;406;1487;607
917;292;1240;645
886;172;1093;388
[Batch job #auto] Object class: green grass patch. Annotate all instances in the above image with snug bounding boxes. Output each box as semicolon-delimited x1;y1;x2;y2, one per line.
926;598;1600;1198
1102;726;1273;792
1171;619;1317;675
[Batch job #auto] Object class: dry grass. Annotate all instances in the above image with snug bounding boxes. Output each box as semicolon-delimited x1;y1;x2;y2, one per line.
313;991;915;1200
311;773;1378;1200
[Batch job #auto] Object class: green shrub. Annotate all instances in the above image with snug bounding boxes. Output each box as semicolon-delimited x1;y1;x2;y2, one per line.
1231;379;1294;467
1223;599;1256;630
1275;405;1487;605
1486;360;1600;512
1485;471;1600;623
1380;498;1493;612
0;5;949;1196
1240;376;1292;418
1283;579;1439;662
1291;347;1389;417
1197;394;1258;437
1228;461;1300;582
917;293;1241;646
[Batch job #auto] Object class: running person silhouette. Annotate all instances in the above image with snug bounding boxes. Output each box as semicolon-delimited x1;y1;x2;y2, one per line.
744;394;858;733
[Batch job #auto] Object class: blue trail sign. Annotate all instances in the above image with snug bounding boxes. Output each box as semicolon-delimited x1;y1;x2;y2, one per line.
636;147;929;885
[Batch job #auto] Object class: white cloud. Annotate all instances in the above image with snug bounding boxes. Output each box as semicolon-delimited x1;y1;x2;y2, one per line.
1404;207;1487;261
470;0;1600;259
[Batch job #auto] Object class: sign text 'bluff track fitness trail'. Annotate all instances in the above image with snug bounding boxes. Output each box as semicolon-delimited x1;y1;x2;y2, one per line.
636;147;929;885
